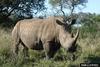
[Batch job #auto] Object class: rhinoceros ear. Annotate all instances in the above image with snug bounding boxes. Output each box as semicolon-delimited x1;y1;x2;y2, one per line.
56;19;64;25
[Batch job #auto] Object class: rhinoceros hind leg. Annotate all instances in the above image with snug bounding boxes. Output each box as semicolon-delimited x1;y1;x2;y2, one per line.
21;42;29;59
13;39;20;57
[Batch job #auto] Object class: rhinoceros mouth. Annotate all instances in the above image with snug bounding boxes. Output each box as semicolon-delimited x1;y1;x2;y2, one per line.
67;44;77;53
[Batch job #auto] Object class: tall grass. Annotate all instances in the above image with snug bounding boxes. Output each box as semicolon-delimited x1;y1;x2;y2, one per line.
0;22;100;67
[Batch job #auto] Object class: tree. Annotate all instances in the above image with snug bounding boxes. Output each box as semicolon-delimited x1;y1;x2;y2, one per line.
49;0;87;17
0;0;46;19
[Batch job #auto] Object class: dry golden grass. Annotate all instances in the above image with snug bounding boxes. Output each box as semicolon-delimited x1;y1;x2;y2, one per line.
0;25;100;67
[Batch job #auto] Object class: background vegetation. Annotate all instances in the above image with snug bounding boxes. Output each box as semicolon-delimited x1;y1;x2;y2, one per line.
0;13;100;67
0;0;100;67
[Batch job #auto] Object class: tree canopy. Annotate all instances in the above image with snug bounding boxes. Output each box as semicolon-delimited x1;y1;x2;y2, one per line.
0;0;46;19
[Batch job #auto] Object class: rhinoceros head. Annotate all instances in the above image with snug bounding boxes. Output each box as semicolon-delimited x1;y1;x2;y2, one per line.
56;18;79;53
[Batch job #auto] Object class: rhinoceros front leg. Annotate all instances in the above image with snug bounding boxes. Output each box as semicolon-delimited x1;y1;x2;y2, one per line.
43;42;50;60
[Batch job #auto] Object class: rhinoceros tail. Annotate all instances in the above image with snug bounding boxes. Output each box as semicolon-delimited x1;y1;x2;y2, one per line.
12;22;21;40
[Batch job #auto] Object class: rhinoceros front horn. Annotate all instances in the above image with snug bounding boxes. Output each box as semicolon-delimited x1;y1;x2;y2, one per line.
73;29;79;42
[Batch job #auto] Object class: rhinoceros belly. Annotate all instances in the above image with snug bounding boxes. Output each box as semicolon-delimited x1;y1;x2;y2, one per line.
20;27;43;50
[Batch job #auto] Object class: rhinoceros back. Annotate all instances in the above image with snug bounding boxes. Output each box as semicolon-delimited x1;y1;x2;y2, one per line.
15;18;58;49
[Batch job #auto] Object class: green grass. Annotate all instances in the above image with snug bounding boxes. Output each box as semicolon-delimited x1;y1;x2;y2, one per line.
0;22;100;67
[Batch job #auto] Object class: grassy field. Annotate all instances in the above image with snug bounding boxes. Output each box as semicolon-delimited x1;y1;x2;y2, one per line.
0;22;100;67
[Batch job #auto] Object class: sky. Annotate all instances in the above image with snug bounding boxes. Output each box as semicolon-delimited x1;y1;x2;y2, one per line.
46;0;100;14
81;0;100;14
36;0;100;17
